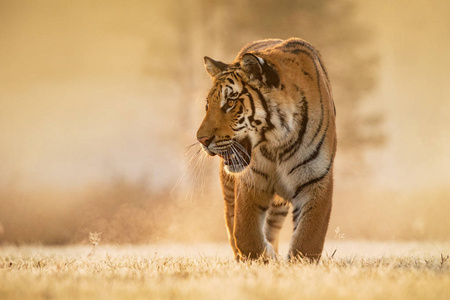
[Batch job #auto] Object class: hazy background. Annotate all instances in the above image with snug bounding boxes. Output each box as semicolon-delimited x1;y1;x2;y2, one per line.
0;0;449;245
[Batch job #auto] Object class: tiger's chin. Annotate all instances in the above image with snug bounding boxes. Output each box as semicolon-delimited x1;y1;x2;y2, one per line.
224;163;248;174
219;138;252;174
221;151;251;174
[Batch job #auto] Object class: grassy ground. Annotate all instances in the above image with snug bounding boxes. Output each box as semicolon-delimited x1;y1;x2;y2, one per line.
1;241;449;300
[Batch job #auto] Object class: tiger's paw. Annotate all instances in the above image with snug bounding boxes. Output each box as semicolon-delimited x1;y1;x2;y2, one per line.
235;243;277;262
263;243;276;260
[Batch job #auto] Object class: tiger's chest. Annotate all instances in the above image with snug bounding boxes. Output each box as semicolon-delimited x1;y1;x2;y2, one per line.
247;145;311;200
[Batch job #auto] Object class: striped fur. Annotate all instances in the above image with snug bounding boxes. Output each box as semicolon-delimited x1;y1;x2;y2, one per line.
197;38;336;261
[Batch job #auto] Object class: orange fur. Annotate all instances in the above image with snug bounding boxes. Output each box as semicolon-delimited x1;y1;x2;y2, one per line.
197;38;336;261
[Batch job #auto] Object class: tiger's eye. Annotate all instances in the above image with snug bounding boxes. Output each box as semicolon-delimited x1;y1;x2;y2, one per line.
227;100;234;107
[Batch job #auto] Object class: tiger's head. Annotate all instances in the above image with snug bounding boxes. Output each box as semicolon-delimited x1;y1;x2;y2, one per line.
196;53;280;173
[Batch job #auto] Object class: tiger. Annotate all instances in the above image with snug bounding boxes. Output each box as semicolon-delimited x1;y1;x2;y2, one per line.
196;38;336;261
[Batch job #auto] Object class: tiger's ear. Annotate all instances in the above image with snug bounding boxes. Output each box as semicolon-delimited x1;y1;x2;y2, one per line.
204;56;228;78
241;53;263;81
241;53;280;88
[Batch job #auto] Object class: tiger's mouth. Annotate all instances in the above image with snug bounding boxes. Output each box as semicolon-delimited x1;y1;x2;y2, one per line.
217;137;252;173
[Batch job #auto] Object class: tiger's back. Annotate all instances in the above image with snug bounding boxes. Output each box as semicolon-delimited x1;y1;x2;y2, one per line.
197;38;336;260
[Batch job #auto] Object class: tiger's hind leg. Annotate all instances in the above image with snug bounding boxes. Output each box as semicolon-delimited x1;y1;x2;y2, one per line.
264;198;290;254
288;173;333;261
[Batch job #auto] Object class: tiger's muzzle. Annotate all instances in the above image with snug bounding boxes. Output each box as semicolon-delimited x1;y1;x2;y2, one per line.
198;136;252;173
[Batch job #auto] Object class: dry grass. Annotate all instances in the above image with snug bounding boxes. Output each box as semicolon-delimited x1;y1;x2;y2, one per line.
1;241;449;300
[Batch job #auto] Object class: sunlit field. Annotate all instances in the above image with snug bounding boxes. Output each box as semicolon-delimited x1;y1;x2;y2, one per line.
1;241;449;300
1;1;450;299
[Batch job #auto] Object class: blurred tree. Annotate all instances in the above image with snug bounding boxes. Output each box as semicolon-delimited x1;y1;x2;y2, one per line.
144;0;383;178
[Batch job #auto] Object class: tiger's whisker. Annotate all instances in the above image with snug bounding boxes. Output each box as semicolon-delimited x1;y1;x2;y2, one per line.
186;142;200;150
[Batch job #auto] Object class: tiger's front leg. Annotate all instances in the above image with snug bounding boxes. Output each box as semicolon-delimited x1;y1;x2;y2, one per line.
288;172;333;261
220;163;239;258
233;179;275;260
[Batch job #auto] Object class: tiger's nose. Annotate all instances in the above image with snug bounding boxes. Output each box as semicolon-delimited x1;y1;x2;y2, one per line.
197;135;214;147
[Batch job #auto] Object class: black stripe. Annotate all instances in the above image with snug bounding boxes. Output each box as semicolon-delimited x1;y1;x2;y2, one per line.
260;146;276;162
304;49;324;146
288;49;301;55
236;104;244;115
218;68;239;78
250;167;269;180
279;98;308;161
282;40;320;59
302;70;313;81
254;204;269;212
224;191;234;198
276;107;289;132
280;43;325;147
288;117;330;175
292;206;302;231
239;39;283;54
300;206;314;219
224;194;234;201
252;87;275;138
292;141;336;199
223;184;234;193
315;52;330;82
224;196;234;203
266;218;282;229
253;89;273;128
242;87;256;125
232;126;246;132
292;161;332;199
223;187;234;195
292;206;301;220
261;61;280;88
253;140;263;149
293;206;315;232
269;210;289;217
